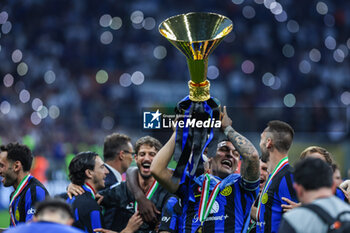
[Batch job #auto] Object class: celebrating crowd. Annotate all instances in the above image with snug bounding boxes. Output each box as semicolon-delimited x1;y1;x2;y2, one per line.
1;108;349;233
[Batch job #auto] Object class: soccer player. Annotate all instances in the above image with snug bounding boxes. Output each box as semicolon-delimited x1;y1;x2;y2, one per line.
255;120;298;233
98;136;172;233
3;198;84;233
0;143;49;227
67;133;158;229
67;151;109;233
151;106;260;232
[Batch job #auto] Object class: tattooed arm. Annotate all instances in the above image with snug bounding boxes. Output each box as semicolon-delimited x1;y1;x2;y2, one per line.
221;106;260;181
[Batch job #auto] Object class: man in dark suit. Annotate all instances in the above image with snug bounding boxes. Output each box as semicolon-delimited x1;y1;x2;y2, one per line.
103;133;134;187
68;133;133;230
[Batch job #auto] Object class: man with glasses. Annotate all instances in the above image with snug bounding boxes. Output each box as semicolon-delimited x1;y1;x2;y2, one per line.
98;136;173;233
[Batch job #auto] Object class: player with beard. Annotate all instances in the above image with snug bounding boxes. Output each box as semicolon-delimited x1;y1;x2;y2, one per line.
0;143;49;227
151;106;260;233
96;136;172;233
255;120;298;233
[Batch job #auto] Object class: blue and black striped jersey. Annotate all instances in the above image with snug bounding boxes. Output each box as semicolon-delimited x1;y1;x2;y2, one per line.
256;164;297;233
9;176;49;227
67;185;104;233
159;196;183;233
176;173;259;233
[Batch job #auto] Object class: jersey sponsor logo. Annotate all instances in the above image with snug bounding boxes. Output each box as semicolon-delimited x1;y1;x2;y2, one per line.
220;186;232;196
27;208;36;215
161;216;171;223
126;202;134;210
192;213;229;223
256;221;266;227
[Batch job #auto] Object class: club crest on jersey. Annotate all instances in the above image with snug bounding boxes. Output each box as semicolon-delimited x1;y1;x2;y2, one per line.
15;209;20;221
220;186;232;196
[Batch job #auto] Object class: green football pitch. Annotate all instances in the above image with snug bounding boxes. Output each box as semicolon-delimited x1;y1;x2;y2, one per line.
0;210;9;228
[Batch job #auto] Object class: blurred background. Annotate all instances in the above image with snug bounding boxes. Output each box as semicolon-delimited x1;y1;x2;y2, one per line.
0;0;349;226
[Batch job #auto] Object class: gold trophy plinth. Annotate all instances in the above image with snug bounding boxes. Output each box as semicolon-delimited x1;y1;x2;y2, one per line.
159;12;233;179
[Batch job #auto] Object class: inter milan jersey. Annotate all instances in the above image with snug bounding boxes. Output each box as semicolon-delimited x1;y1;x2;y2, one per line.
159;196;183;233
256;164;297;233
176;173;259;233
100;180;172;233
9;175;49;227
67;185;104;233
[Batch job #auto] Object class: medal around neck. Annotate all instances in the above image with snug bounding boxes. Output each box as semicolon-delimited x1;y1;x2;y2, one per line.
159;12;233;180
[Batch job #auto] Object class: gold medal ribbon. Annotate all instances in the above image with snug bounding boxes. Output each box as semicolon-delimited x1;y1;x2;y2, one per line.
9;174;31;226
256;157;288;221
134;179;159;211
198;174;221;224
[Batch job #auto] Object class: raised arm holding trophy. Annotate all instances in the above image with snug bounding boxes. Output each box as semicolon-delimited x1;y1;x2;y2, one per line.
159;12;233;181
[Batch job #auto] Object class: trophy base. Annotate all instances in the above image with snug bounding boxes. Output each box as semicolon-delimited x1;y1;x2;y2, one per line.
188;80;210;102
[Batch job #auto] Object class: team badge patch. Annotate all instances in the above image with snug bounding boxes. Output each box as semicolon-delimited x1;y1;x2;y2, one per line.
15;209;20;221
262;193;268;204
220;186;232;196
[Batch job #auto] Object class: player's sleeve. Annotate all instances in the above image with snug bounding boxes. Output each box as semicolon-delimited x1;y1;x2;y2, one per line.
24;186;49;222
159;196;181;233
240;177;260;191
90;210;103;232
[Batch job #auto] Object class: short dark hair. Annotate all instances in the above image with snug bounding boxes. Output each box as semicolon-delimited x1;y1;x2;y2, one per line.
135;136;162;154
69;151;98;185
299;146;333;166
294;158;333;190
35;198;74;219
265;120;294;153
0;143;33;172
103;133;131;162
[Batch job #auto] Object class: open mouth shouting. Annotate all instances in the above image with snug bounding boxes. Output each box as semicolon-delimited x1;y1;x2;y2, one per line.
141;162;151;173
221;159;233;170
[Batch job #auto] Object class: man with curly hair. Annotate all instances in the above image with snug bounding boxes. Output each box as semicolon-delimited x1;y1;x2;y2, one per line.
0;142;49;227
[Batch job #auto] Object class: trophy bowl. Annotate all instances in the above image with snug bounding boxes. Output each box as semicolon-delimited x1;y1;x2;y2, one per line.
159;12;233;180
